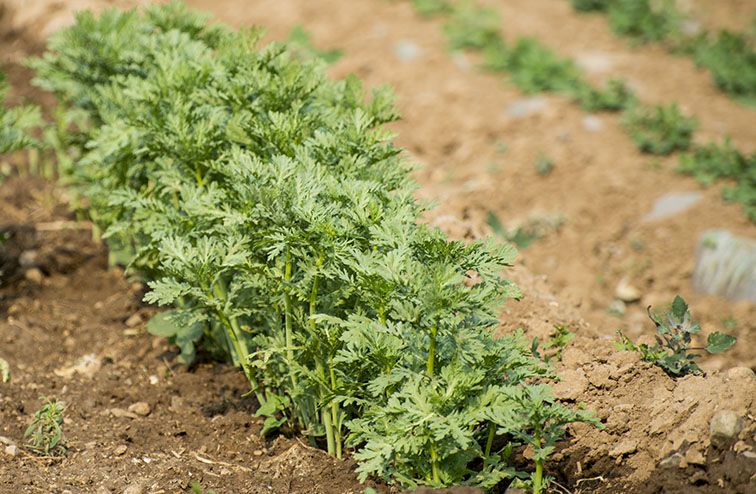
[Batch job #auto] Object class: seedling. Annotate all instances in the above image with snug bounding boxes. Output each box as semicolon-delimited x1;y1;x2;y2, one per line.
695;30;756;100
534;153;554;176
0;72;41;154
622;103;696;155
571;0;607;12
411;0;452;17
286;25;343;64
24;397;66;456
608;0;681;44
576;78;635;112
443;2;500;51
532;325;576;363
190;481;217;494
617;296;736;376
678;139;755;222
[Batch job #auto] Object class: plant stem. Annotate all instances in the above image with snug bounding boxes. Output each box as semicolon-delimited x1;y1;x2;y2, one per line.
430;441;440;485
485;421;495;457
322;397;336;456
284;251;297;389
427;325;437;377
533;430;543;494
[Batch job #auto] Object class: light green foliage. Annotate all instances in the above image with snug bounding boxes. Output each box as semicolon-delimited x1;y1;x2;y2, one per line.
0;73;41;154
617;296;737;376
576;78;635;112
412;0;453;17
534;153;554;176
33;2;594;488
694;30;756;100
678;139;756;222
24;397;66;456
487;211;564;250
607;0;680;44
570;0;607;12
443;2;500;51
190;481;217;494
532;325;575;363
286;25;343;64
485;37;582;94
622;103;696;155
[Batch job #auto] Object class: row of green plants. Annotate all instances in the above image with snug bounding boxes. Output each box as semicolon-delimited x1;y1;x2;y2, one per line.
409;0;755;223
570;0;756;102
27;3;596;491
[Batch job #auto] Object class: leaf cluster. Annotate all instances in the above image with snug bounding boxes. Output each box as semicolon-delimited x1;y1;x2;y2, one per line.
0;72;41;154
617;296;736;376
694;30;756;100
622;102;696;155
24;397;66;456
32;2;595;489
678;139;756;222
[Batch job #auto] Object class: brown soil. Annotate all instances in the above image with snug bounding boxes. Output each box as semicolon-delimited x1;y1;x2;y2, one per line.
1;0;755;493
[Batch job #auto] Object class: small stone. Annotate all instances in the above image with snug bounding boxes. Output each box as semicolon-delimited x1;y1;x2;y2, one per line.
693;230;756;302
685;447;706;466
505;97;547;119
0;436;14;446
169;396;185;412
253;449;263;456
113;445;128;456
24;268;44;284
128;402;151;417
710;410;743;448
615;279;641;303
18;250;39;268
125;313;143;328
659;452;683;468
149;375;159;385
609;439;638;458
393;40;421;62
109;408;139;420
4;444;18;457
123;483;143;494
643;191;702;222
582;115;603;132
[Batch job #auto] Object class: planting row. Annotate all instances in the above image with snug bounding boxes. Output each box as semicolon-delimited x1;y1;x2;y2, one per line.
25;2;595;491
410;0;755;223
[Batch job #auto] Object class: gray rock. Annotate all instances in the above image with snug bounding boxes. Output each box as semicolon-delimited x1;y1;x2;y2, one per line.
575;52;615;73
582;115;603;132
710;410;743;448
18;250;39;268
642;191;702;222
505;97;547;119
693;230;756;302
393;40;421;62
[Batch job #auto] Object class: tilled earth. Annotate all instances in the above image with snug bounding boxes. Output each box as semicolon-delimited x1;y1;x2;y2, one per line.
1;0;755;493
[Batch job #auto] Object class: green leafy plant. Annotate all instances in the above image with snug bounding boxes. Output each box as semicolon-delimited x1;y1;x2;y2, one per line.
570;0;607;12
534;152;554;176
286;25;343;63
622;103;696;155
0;72;41;154
24;397;66;456
607;0;681;44
694;30;756;100
443;2;501;51
576;78;635;112
412;0;453;17
33;2;595;488
617;296;737;376
532;325;575;363
678;139;756;222
190;481;217;494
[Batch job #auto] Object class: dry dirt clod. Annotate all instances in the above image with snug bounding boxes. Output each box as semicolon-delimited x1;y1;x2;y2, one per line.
615;279;641;303
113;445;128;456
122;483;143;494
553;368;588;401
128;402;151;417
125;313;143;328
4;444;18;457
24;267;44;284
709;410;743;448
609;438;638;458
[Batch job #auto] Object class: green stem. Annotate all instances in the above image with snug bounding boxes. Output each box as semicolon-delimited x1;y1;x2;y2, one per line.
533;431;543;494
329;354;342;459
430;442;440;485
485;422;495;457
322;398;336;456
427;325;437;377
284;251;297;390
